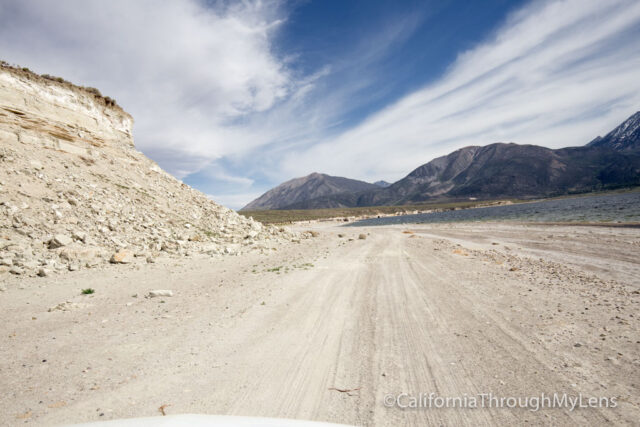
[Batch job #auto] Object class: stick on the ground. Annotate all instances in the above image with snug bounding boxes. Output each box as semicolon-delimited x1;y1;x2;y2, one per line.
328;387;361;396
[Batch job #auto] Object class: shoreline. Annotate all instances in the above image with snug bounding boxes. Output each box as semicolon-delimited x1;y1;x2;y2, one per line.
242;187;640;226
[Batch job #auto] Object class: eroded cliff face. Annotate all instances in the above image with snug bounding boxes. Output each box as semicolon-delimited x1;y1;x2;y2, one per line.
0;68;134;155
0;66;308;279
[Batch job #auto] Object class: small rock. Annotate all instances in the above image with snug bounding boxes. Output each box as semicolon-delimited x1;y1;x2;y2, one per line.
49;234;73;249
20;260;39;270
72;231;87;243
68;263;80;271
574;342;583;348
37;268;49;277
0;257;12;267
358;234;367;240
9;266;24;275
110;249;134;264
147;290;173;298
29;160;44;170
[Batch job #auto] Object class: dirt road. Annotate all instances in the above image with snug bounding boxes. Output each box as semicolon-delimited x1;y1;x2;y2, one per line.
1;223;639;425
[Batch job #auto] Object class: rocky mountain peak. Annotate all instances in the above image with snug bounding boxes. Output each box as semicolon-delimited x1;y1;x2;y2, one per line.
242;172;379;210
587;111;640;151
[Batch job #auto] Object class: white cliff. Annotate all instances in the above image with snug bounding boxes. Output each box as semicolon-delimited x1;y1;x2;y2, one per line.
0;64;307;278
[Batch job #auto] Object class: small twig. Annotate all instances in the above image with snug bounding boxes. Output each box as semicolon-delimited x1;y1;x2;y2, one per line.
328;387;361;396
158;404;171;416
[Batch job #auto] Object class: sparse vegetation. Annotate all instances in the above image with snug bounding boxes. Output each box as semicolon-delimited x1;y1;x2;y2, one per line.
297;263;314;269
1;60;120;109
81;288;95;295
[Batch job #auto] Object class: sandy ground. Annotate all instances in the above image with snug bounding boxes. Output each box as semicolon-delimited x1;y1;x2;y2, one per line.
1;222;639;426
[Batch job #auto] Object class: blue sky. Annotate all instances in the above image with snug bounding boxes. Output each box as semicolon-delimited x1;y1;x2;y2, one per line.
1;0;640;209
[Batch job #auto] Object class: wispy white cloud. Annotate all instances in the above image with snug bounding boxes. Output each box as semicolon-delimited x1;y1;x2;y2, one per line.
281;0;640;183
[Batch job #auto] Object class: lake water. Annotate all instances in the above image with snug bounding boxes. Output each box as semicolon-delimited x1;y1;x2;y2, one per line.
348;191;640;227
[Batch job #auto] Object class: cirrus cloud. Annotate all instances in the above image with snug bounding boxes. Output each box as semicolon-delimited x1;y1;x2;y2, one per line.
281;0;640;184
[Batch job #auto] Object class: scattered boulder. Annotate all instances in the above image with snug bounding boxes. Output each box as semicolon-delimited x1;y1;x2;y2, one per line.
59;244;103;266
110;249;134;264
19;260;39;270
9;266;24;275
358;234;367;240
72;231;87;243
49;234;73;249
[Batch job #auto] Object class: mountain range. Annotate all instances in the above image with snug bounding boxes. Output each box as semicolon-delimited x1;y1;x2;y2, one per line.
242;111;640;211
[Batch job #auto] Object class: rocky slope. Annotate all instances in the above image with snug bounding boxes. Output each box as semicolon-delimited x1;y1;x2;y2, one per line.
358;142;640;205
242;172;379;210
0;64;307;278
258;111;640;209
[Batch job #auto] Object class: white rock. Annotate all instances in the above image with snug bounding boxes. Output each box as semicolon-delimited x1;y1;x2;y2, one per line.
49;234;73;249
147;290;173;298
30;160;44;170
110;249;134;264
72;231;87;242
9;266;24;275
59;244;102;264
21;260;39;269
